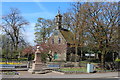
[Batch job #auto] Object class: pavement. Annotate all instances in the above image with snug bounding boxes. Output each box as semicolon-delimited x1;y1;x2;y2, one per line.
1;71;120;79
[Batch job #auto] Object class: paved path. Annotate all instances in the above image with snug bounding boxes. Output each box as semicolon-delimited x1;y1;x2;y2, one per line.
1;71;119;79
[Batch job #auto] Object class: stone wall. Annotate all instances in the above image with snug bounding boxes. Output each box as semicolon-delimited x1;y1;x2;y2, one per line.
48;30;67;61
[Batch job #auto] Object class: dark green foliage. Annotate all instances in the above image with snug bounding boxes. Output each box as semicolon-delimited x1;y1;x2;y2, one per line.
17;58;27;61
41;53;48;62
115;59;120;62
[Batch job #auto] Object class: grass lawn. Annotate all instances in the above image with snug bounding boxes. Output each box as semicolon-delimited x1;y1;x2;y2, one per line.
59;67;87;72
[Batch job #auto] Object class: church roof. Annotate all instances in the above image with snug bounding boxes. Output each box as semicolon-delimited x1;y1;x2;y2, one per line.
59;29;74;44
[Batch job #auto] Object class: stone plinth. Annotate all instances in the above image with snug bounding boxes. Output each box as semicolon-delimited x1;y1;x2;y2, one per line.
28;46;50;74
28;62;47;73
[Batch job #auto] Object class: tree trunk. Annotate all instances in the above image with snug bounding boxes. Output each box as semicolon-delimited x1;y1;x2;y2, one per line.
101;51;105;70
80;48;83;61
75;45;78;62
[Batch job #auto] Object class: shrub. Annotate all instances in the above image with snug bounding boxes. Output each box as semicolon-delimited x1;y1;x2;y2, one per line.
64;63;74;67
115;58;120;62
18;58;28;61
41;53;48;62
0;58;6;61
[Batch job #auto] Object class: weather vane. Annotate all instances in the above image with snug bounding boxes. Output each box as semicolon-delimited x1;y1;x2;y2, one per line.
58;6;61;14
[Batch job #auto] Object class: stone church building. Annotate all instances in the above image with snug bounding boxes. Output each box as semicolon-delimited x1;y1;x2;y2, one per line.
48;13;75;61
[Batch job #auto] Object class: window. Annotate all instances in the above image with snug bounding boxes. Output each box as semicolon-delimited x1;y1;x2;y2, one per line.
58;38;61;44
52;38;54;44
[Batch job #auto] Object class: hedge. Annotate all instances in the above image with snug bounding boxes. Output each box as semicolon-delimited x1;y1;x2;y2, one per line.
115;58;120;62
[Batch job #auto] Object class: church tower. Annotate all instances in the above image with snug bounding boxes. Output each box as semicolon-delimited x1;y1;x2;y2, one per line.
55;11;62;30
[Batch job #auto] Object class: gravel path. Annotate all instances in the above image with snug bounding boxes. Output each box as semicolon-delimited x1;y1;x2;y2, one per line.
1;71;119;79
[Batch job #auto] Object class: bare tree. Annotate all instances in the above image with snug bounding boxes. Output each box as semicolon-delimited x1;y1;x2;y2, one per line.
81;2;119;69
63;2;118;67
2;8;29;55
63;2;87;62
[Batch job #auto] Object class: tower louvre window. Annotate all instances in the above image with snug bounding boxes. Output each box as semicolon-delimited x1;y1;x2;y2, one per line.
52;38;54;44
58;37;61;44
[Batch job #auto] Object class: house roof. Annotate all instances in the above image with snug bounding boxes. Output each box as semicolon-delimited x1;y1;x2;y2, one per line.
59;29;74;44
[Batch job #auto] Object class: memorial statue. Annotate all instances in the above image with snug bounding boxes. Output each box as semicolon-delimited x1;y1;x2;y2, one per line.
28;45;51;74
28;45;44;73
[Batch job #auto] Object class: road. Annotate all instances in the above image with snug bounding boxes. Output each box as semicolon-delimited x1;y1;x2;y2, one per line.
1;71;120;79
